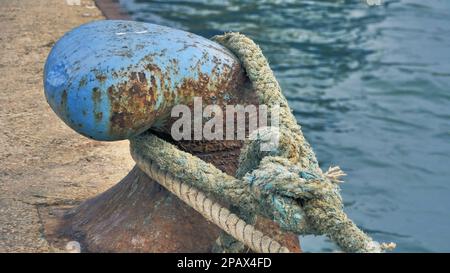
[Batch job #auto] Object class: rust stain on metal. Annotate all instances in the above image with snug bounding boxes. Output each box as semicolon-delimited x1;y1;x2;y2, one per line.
61;90;67;107
79;76;88;88
60;89;68;119
105;46;247;138
95;71;107;84
92;87;101;103
94;112;103;122
107;69;158;137
91;87;103;124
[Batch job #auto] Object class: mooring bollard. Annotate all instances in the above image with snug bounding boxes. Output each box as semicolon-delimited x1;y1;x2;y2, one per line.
44;20;246;140
44;20;300;253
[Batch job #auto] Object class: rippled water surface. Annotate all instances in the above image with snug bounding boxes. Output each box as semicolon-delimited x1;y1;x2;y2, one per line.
121;0;450;252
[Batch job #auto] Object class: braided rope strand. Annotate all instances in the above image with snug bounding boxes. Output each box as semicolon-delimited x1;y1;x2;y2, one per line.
133;149;289;253
213;33;394;252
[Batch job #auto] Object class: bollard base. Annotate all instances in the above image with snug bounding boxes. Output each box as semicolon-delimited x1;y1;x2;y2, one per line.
41;136;301;252
54;166;221;252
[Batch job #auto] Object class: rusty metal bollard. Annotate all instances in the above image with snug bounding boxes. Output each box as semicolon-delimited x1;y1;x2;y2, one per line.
44;20;246;140
44;20;300;252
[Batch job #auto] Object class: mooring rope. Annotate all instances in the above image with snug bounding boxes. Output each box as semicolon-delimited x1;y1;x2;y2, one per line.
131;32;395;253
133;150;289;253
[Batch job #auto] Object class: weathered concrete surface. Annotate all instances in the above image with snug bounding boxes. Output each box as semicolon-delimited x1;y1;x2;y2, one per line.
0;0;134;252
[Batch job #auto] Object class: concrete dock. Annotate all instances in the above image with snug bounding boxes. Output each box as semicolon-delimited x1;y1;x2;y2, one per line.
0;0;134;252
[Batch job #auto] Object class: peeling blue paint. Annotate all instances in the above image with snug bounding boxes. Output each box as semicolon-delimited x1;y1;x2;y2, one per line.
44;20;241;140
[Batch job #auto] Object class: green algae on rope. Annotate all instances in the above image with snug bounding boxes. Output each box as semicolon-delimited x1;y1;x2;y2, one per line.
130;132;392;252
131;147;290;253
131;32;395;253
213;32;395;252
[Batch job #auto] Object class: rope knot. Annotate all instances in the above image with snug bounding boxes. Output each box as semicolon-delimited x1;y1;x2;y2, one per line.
244;156;336;202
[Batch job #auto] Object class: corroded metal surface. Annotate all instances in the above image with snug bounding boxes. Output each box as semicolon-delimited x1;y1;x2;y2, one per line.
44;20;301;252
59;166;222;252
44;20;245;140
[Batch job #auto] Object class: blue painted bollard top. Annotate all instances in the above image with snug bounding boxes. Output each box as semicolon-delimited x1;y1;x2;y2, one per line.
44;20;244;141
